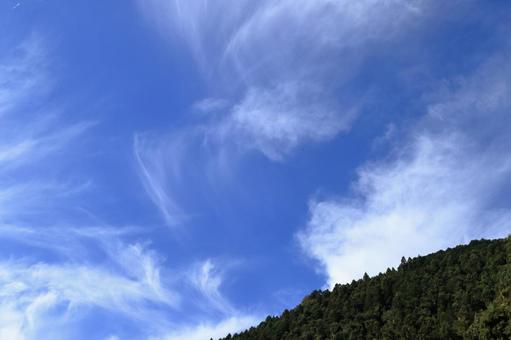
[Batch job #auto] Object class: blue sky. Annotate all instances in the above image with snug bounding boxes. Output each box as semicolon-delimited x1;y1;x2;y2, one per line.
1;0;511;339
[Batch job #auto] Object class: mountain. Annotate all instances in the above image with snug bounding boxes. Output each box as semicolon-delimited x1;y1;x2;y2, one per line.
221;236;511;339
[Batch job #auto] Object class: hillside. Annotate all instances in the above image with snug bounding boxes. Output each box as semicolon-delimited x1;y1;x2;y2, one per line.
221;237;511;339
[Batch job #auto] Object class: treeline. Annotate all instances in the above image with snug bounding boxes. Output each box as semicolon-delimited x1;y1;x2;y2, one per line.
221;236;511;339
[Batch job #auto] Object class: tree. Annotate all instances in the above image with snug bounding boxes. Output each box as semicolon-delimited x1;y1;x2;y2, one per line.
221;237;511;340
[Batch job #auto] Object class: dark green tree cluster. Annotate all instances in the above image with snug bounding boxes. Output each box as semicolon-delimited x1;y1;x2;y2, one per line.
221;236;511;340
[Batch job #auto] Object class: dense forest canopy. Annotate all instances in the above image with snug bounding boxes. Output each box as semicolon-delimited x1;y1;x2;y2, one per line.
221;236;511;339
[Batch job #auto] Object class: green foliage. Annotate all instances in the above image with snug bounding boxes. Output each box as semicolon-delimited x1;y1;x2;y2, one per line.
221;237;511;340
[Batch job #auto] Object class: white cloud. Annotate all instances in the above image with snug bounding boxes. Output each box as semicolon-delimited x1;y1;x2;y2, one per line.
0;38;182;339
132;0;436;228
0;36;49;118
137;0;428;160
146;258;263;340
156;315;259;340
0;115;94;173
105;336;119;340
192;97;230;114
133;133;191;227
0;140;36;163
0;38;94;226
133;129;238;228
224;82;354;160
0;222;176;304
0;35;260;340
0;222;259;339
111;243;174;303
188;259;236;315
0;258;176;339
0;223;179;339
298;52;511;288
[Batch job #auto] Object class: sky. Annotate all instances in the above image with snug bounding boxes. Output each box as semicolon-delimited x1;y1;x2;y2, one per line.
1;0;511;339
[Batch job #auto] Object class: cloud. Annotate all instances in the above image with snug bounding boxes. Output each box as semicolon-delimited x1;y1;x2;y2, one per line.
137;0;428;160
192;97;230;114
298;51;511;288
0;260;173;314
133;129;238;228
222;82;354;160
0;220;180;339
132;0;438;227
0;223;264;339
133;132;192;227
0;140;36;164
155;315;259;340
0;38;179;339
0;120;94;175
0;181;85;224
0;35;261;340
0;37;95;226
188;259;236;315
0;257;176;339
147;258;263;340
0;36;49;118
0;219;265;339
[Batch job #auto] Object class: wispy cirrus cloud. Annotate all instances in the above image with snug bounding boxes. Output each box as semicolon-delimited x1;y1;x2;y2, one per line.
298;51;511;287
0;39;94;225
0;140;36;164
0;36;49;118
0;37;260;339
137;0;429;160
133;0;439;229
154;258;261;340
0;37;178;339
0;237;180;340
0;120;95;186
0;225;265;339
133;128;239;228
0;217;261;339
188;259;236;315
222;82;355;161
133;131;198;227
155;315;259;340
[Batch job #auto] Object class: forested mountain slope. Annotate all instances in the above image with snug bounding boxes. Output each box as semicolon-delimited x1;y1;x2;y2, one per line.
221;236;511;339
